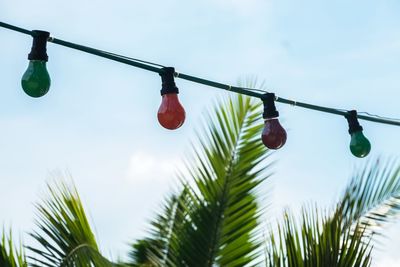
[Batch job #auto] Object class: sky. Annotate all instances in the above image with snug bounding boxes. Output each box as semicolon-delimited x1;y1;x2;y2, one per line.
1;0;400;265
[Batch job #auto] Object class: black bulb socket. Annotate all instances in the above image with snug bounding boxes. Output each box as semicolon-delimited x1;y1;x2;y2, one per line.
159;67;179;95
262;93;279;119
28;30;50;61
345;110;363;134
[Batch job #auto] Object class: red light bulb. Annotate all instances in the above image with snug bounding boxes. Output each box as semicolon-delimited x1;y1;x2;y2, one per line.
260;93;287;150
261;118;287;149
157;67;186;130
157;93;186;130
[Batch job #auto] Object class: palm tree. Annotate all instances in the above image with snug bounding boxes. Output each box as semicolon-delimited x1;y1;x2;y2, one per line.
128;89;270;267
1;89;400;266
264;159;400;267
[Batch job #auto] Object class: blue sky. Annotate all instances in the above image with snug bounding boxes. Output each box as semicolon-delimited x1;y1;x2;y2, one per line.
1;0;400;265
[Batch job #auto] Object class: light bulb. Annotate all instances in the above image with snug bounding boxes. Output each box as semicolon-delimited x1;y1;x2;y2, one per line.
261;93;287;150
262;118;287;149
345;110;371;158
157;67;186;130
157;93;186;130
349;131;371;158
21;30;51;98
21;60;51;97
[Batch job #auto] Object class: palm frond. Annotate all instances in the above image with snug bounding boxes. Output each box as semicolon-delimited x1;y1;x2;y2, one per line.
179;89;271;267
339;158;400;235
130;82;273;266
128;239;157;266
28;179;115;267
265;206;372;267
0;230;27;267
128;187;193;266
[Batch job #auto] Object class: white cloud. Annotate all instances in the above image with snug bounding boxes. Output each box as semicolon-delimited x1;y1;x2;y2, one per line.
125;151;184;184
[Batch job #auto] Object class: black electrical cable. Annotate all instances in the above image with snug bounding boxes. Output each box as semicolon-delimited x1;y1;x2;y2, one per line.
1;21;400;127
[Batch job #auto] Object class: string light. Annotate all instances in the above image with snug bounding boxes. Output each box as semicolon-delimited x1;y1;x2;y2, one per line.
157;67;186;130
21;30;51;97
1;21;400;158
261;93;287;149
345;110;371;158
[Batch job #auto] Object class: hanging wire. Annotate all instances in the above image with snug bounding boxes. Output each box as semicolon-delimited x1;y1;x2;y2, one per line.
100;51;166;68
241;87;268;93
358;112;400;123
1;21;400;127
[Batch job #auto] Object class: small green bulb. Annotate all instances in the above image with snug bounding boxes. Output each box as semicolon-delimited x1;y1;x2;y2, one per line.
349;131;371;158
21;60;51;98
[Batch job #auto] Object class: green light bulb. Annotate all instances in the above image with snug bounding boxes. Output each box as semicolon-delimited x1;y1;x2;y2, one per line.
21;60;51;98
349;130;371;158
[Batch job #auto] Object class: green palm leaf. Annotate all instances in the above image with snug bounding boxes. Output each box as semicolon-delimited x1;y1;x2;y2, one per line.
265;207;372;267
265;159;400;267
181;92;271;267
340;158;400;235
129;187;193;266
27;179;114;267
0;230;27;267
130;83;272;266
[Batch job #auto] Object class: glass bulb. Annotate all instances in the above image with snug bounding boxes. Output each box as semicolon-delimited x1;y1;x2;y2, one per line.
21;60;51;98
157;93;186;130
349;131;371;158
261;118;287;149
